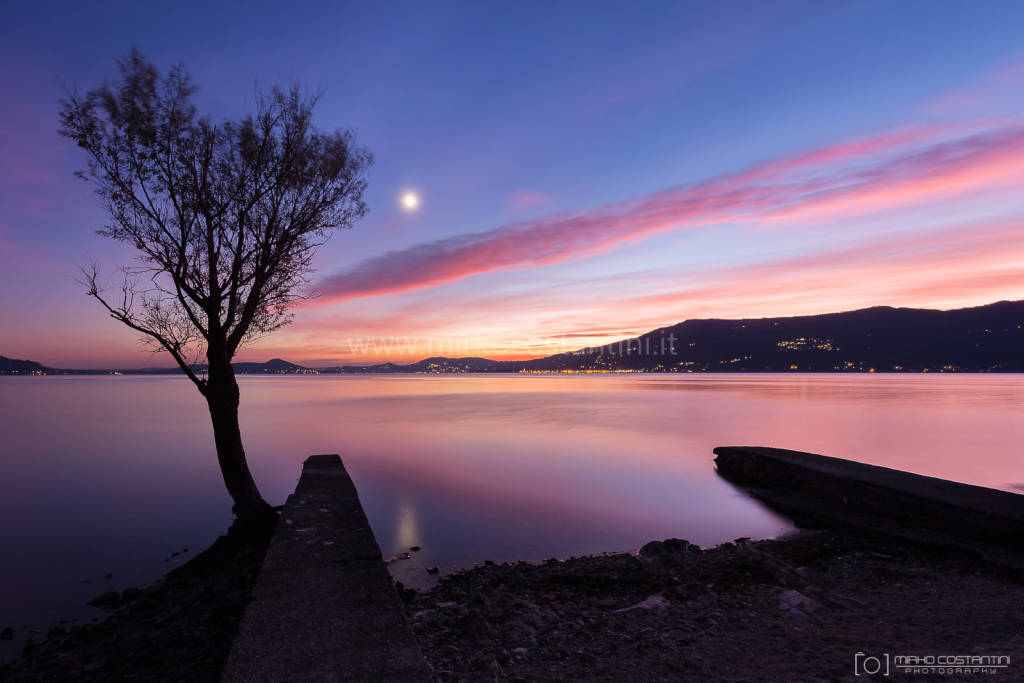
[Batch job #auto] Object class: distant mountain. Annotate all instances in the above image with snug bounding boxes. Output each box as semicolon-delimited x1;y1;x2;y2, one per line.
0;355;47;375
516;300;1024;373
1;357;317;376
231;358;317;374
7;301;1024;376
126;358;317;375
325;301;1024;374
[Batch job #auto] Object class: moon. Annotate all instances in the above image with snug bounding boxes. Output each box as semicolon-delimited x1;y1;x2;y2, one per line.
400;191;421;212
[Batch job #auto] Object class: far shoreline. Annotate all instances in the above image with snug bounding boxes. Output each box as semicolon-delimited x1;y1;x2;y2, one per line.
7;369;1024;376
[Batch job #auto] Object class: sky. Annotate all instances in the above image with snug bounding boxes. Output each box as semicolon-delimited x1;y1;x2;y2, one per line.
2;1;1024;367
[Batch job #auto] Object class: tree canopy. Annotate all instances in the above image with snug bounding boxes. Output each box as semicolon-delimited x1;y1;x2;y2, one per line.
60;50;372;390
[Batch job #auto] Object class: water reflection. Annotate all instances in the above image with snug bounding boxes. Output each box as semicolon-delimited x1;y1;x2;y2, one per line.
1;373;1022;638
394;499;421;552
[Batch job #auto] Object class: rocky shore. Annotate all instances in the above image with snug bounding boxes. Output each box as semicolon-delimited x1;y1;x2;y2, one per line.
3;526;1023;680
404;531;1024;681
0;518;275;682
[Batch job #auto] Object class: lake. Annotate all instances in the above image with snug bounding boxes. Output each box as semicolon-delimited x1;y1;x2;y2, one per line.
1;373;1023;643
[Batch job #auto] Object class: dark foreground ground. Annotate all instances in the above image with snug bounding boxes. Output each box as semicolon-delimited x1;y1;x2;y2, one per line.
3;527;1023;681
0;518;275;682
406;532;1024;681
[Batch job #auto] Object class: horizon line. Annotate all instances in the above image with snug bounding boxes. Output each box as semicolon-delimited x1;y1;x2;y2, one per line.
7;297;1021;371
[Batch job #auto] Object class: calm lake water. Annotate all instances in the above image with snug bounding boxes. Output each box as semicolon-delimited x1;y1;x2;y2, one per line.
2;373;1023;643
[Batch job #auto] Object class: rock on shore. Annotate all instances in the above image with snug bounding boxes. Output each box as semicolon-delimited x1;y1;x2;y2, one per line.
405;531;1024;681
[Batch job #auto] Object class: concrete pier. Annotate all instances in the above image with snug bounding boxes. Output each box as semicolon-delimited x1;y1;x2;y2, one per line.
714;446;1024;554
221;455;430;682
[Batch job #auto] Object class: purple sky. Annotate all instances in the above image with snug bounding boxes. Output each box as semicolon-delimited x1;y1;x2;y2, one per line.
3;1;1024;367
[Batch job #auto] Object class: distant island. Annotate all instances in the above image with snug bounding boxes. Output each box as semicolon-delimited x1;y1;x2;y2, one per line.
4;300;1023;375
0;357;318;376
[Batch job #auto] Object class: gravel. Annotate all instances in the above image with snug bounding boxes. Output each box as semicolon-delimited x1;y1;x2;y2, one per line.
5;524;1023;681
405;532;1024;681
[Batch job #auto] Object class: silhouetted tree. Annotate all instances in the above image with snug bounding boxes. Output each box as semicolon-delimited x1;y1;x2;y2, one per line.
59;50;372;520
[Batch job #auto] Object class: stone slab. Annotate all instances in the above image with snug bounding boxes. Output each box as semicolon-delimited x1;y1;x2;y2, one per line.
221;455;430;682
714;446;1024;554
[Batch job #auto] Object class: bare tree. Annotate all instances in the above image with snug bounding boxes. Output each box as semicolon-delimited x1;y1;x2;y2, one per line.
60;50;372;520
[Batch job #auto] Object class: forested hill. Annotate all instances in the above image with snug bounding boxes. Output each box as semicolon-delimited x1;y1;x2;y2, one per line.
516;300;1024;373
0;355;47;375
327;300;1024;373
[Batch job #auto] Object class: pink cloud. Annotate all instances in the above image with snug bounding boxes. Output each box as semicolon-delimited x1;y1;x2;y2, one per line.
290;216;1024;362
315;120;1024;305
617;219;1024;319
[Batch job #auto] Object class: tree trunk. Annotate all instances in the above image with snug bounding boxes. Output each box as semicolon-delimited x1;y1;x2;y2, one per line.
205;357;275;522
